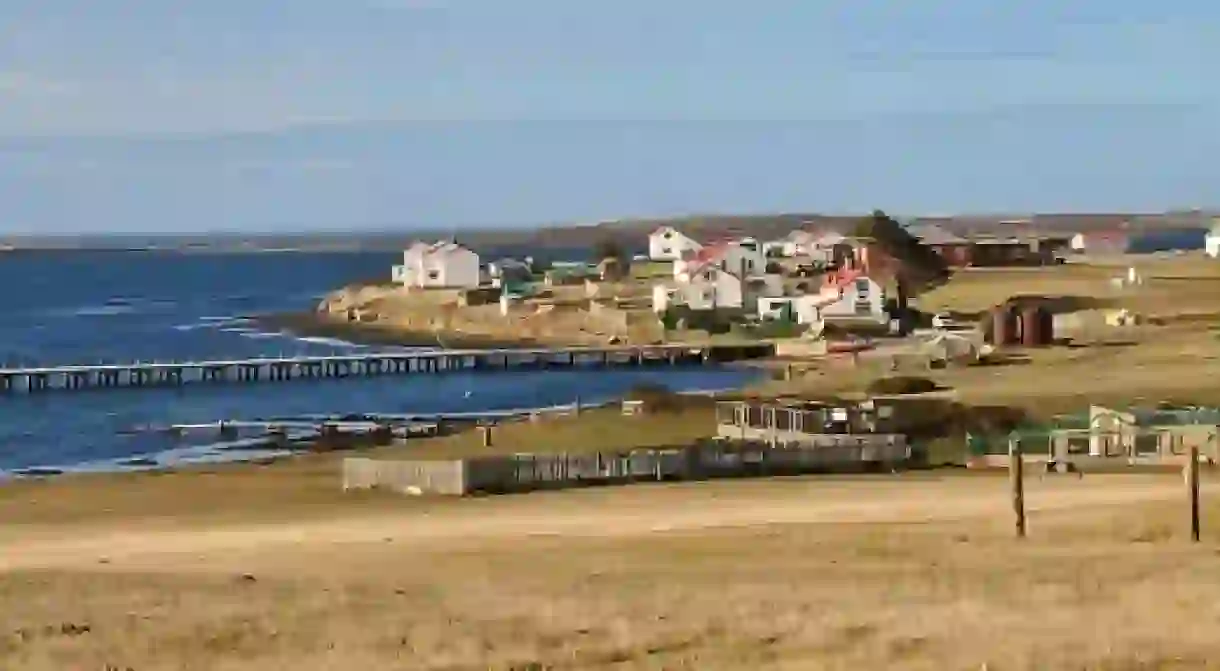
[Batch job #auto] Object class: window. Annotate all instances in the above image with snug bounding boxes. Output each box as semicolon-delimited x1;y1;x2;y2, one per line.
661;247;671;255
702;290;714;302
427;270;439;280
663;231;673;239
855;279;870;294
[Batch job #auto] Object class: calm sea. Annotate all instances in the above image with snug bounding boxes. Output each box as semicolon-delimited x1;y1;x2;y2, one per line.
0;252;756;475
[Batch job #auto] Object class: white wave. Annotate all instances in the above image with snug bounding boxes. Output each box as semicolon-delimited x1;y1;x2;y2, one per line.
292;336;366;349
24;442;298;477
62;305;136;317
239;331;286;340
175;316;250;331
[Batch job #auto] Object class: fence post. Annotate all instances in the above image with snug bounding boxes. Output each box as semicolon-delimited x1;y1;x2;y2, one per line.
481;424;493;448
1009;435;1026;538
1187;445;1201;542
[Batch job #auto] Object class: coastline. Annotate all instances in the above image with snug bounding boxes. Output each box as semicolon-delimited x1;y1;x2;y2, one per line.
0;383;753;482
255;311;553;350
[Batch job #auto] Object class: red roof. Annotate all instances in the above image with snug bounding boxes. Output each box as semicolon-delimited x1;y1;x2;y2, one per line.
682;241;731;273
822;267;865;290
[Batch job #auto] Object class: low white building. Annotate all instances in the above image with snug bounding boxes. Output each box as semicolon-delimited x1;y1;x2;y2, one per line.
648;226;703;261
781;230;846;260
392;240;482;289
757;294;830;325
817;269;887;322
653;266;744;313
762;239;789;258
1070;231;1130;256
1207;220;1220;258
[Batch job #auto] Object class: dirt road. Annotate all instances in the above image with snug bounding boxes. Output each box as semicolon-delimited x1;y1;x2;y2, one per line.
1;474;1191;573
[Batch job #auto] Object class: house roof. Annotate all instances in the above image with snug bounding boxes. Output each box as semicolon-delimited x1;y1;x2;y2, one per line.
424;240;476;258
905;223;967;246
822;267;868;290
681;241;732;273
404;240;432;256
651;225;689;237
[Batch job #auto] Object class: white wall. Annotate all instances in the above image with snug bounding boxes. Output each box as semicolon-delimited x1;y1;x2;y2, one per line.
424;248;481;288
1207;233;1220;259
719;243;767;278
820;277;887;321
648;227;702;261
666;268;744;311
652;284;674;313
758;296;824;324
393;243;430;285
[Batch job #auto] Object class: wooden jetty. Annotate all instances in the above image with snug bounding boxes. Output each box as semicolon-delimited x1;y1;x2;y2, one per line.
0;343;773;394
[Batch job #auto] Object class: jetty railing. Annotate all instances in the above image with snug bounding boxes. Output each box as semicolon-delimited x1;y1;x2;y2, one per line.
0;343;774;394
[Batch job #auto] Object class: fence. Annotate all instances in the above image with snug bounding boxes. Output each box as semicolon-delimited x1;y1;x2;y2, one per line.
343;438;913;496
967;425;1220;468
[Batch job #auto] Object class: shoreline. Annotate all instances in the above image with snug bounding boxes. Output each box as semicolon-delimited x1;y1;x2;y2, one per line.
0;380;759;482
255;311;568;350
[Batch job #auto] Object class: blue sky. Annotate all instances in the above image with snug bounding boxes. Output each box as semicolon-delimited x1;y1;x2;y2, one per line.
1;1;1217;233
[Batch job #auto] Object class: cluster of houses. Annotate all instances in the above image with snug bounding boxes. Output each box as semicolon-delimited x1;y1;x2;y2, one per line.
385;218;1220;339
642;219;1166;334
646;226;891;333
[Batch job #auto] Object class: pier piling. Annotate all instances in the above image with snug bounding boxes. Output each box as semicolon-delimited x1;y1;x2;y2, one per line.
0;343;773;395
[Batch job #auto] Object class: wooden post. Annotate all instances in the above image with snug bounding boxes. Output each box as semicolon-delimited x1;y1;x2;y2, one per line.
481;424;493;448
1009;435;1026;538
1187;445;1201;542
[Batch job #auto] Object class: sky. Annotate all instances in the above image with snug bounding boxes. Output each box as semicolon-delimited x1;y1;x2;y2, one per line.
1;1;1218;233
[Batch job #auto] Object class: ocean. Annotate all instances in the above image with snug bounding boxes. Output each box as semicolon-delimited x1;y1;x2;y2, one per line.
0;252;757;475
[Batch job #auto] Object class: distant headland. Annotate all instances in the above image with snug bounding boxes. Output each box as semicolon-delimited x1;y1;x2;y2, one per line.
0;209;1212;254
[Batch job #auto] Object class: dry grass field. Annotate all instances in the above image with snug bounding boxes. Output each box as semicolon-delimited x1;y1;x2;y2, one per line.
7;472;1220;670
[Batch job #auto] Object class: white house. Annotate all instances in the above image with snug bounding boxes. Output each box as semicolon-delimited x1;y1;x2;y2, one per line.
817;269;887;322
653;266;744;313
1206;220;1220;259
648;226;703;261
392;240;481;289
757;294;830;325
674;240;767;281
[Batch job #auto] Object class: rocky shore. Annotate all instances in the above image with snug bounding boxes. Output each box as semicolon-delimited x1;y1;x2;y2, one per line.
254;311;550;350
